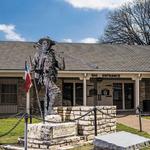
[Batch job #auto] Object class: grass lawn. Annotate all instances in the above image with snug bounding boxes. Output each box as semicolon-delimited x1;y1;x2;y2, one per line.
0;118;150;150
0;117;39;145
143;116;150;120
117;123;150;150
117;123;150;138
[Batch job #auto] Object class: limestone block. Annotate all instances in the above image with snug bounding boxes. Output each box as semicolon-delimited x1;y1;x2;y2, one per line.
78;120;93;125
80;107;94;111
104;127;111;132
45;114;62;122
110;118;116;123
82;130;95;135
80;111;93;116
103;106;112;110
86;134;95;141
73;111;81;115
28;122;77;141
107;123;115;127
79;126;94;131
111;126;116;131
82;116;94;121
40;145;48;149
71;107;81;111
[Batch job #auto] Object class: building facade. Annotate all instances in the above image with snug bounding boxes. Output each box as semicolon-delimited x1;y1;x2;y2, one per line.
0;42;150;113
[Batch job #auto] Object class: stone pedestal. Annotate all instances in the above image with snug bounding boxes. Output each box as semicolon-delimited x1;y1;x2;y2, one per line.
27;114;79;149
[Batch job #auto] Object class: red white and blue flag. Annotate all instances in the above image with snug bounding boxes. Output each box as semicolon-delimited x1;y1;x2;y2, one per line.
25;61;32;92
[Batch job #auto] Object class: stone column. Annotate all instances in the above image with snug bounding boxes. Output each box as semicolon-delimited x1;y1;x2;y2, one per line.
73;82;76;106
135;77;140;110
132;74;142;113
83;75;87;106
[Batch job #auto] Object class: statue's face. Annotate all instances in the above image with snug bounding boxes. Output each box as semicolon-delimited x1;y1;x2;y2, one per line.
42;40;49;51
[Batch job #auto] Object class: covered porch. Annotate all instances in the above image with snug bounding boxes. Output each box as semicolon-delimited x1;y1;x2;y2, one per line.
59;71;150;112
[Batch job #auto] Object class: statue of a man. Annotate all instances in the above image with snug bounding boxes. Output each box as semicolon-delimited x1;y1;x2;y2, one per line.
32;37;65;115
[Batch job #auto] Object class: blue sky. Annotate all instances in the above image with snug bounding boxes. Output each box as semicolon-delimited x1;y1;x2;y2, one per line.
0;0;131;43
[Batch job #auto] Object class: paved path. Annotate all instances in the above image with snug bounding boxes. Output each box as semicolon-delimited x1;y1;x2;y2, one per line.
117;115;150;134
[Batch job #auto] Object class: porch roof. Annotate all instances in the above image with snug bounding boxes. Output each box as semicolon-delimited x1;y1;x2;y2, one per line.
0;41;150;72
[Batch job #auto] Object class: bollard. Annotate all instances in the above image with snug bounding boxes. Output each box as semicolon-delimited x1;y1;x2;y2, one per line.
94;107;97;136
29;108;32;124
24;113;28;150
137;107;142;132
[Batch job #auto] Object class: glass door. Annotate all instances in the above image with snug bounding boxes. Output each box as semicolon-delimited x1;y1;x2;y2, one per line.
113;83;123;109
124;83;134;109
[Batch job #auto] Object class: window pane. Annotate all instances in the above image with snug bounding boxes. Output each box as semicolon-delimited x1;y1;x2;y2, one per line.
124;83;134;109
1;84;17;93
0;84;17;104
75;83;83;106
113;83;123;109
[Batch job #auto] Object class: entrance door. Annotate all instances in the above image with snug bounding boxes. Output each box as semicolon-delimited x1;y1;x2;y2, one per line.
63;83;73;106
113;83;123;109
124;83;134;109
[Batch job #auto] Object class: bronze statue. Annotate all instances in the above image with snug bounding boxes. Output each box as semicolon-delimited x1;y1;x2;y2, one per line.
32;37;65;115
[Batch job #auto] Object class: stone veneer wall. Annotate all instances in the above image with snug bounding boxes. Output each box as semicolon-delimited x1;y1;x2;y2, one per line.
54;106;116;141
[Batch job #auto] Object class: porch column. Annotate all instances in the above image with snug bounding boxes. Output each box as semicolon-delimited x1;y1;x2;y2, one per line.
135;77;140;109
83;76;87;106
73;82;76;106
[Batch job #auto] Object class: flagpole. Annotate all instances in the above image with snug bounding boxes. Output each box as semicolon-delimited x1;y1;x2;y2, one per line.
26;90;30;114
24;89;30;150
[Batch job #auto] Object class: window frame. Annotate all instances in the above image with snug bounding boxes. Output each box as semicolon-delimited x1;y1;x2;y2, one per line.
0;78;18;105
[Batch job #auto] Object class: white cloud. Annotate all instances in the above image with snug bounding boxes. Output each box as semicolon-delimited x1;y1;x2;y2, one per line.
0;24;26;41
80;37;98;43
64;0;132;10
62;38;73;43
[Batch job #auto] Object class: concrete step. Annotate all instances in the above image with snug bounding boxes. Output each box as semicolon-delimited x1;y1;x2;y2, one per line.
94;131;150;150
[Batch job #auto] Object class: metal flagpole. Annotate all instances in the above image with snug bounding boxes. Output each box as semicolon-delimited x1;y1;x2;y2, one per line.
26;90;30;114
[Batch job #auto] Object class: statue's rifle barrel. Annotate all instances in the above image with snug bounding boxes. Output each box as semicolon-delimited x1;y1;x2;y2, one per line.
29;56;44;120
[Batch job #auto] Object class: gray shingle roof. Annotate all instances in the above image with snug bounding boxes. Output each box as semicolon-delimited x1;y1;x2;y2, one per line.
0;41;150;72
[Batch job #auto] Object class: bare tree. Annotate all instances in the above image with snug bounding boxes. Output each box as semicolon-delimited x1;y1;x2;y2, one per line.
101;0;150;45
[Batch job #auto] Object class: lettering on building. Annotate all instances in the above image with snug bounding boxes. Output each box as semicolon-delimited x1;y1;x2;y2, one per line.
102;74;120;78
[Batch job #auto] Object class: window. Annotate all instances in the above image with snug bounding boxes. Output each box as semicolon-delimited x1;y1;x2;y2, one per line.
0;84;17;104
75;83;83;105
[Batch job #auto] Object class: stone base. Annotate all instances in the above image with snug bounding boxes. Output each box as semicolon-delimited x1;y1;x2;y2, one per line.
28;122;77;140
94;131;150;150
28;136;86;150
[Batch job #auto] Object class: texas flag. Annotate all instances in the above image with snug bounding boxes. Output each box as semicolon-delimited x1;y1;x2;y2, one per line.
25;61;32;92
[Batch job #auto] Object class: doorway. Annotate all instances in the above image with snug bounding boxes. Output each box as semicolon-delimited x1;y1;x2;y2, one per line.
113;82;134;110
124;83;134;109
63;83;73;106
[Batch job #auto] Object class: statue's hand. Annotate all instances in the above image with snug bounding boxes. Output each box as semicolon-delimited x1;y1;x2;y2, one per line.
35;69;43;74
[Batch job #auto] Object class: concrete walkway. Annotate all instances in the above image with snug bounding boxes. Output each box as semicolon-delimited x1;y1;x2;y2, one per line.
117;115;150;134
